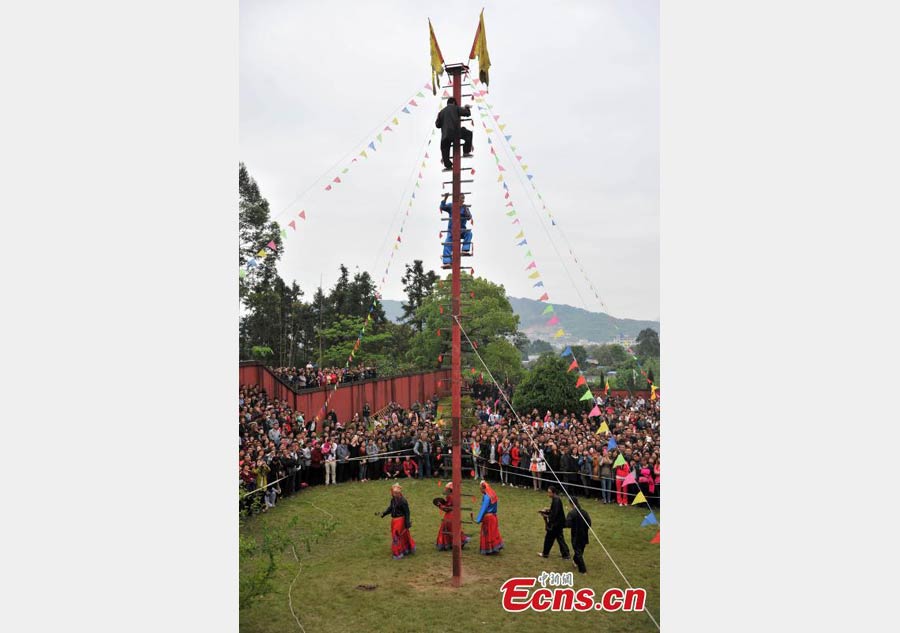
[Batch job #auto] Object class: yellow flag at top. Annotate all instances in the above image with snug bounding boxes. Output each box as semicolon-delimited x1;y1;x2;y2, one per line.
428;19;444;96
468;10;491;87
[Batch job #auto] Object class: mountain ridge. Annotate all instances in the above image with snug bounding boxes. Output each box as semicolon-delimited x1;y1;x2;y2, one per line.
379;296;658;345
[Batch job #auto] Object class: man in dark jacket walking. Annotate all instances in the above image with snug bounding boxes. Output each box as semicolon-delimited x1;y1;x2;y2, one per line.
435;97;473;169
538;485;571;560
566;496;592;573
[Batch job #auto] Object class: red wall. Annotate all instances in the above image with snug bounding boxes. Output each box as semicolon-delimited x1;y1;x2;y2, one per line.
239;363;451;426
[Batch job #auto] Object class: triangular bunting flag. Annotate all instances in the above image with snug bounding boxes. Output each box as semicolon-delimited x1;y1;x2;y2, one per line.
547;315;560;326
613;454;626;467
650;531;660;544
567;359;578;372
542;305;554;315
267;241;276;250
392;117;399;125
325;184;332;191
641;512;658;527
597;421;610;434
622;472;636;487
608;437;617;450
402;107;410;114
298;210;306;219
632;491;647;505
525;261;536;270
528;271;540;279
588;405;601;417
368;141;376;151
409;99;418;106
288;220;296;230
538;292;549;302
554;328;565;339
579;388;594;401
575;375;586;388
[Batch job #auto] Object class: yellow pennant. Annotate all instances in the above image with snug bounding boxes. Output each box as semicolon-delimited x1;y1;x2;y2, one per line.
514;230;524;239
497;174;503;182
632;491;647;505
597;421;610;435
528;271;540;279
553;328;565;338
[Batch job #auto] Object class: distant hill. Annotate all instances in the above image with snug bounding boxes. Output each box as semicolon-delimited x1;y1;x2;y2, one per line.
380;297;658;345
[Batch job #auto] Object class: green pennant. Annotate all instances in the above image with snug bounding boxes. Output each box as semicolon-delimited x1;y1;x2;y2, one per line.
239;269;246;278
542;305;554;315
579;389;594;401
525;250;532;257
613;454;626;467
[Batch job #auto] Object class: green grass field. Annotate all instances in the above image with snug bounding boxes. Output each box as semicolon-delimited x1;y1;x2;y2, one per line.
240;478;660;633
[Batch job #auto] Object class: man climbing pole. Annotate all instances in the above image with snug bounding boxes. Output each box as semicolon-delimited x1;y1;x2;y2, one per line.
440;192;472;265
435;97;473;170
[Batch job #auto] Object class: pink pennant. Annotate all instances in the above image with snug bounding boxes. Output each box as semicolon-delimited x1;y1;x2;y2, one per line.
325;184;332;191
622;472;636;487
288;220;296;230
352;158;358;163
490;147;496;155
384;126;393;132
409;99;418;106
494;115;500;121
505;202;513;207
470;168;475;175
512;219;520;224
525;261;536;270
425;82;433;90
588;405;601;417
333;176;341;183
516;155;522;161
267;241;276;250
299;210;306;219
547;315;560;326
498;165;506;171
538;292;549;301
504;192;509;199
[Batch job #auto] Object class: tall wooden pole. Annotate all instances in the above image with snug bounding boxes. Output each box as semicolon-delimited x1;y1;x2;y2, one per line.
448;63;464;588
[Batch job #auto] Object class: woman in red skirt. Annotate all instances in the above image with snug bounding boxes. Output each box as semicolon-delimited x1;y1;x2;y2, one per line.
434;483;470;551
476;480;504;555
378;484;416;559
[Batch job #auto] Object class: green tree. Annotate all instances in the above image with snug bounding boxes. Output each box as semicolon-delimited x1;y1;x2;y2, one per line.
481;339;525;384
528;339;554;355
635;328;660;359
407;275;520;373
512;354;583;413
400;260;438;333
239;163;283;304
593;343;628;367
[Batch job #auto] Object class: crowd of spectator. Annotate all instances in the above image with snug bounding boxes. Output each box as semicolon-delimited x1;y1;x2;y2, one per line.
270;363;377;391
239;380;660;515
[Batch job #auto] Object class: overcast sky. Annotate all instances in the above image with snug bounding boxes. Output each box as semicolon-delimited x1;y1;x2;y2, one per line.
240;0;658;321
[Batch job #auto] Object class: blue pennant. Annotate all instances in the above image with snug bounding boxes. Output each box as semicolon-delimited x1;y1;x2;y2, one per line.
517;239;527;246
607;437;617;450
505;135;512;141
641;512;658;527
533;281;544;288
561;346;572;357
402;107;410;114
368;141;376;151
